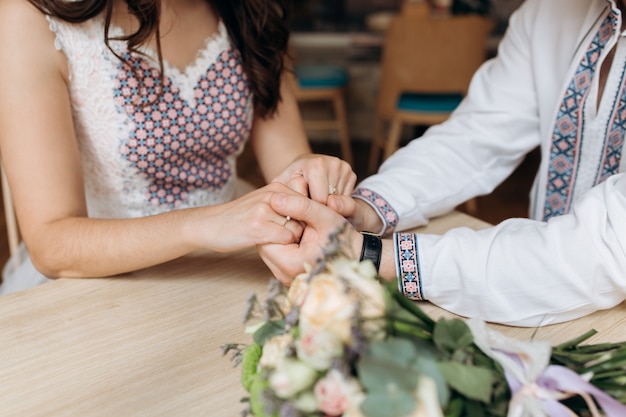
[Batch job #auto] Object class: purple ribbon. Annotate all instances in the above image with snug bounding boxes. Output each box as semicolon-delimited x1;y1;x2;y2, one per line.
506;365;626;417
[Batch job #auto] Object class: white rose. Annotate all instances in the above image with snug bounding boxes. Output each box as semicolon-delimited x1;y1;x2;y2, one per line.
294;391;319;413
296;328;344;370
330;257;378;282
269;359;318;399
259;333;293;369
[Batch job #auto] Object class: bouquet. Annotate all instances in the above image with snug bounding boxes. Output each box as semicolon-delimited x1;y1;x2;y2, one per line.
223;230;626;417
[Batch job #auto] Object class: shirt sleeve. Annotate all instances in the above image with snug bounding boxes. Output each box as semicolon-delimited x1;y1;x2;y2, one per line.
357;0;542;231
395;173;626;327
352;187;399;236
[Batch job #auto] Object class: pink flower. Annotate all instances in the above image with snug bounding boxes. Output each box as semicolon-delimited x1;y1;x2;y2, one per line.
314;370;364;416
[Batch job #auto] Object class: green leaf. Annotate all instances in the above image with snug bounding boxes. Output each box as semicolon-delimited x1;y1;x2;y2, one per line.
359;354;421;392
433;318;473;354
249;374;277;417
368;338;419;366
361;389;416;417
241;343;262;392
384;282;435;330
437;362;496;403
252;320;285;345
413;357;450;406
359;355;418;417
443;397;464;417
465;399;487;417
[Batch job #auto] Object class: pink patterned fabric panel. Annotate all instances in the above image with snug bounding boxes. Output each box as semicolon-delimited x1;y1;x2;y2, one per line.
395;233;423;301
114;48;251;207
352;188;399;236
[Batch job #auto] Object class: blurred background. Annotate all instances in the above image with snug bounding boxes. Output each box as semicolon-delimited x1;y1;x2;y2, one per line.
0;0;532;267
240;0;535;226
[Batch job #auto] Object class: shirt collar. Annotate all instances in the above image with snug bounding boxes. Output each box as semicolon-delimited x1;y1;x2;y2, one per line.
603;0;625;37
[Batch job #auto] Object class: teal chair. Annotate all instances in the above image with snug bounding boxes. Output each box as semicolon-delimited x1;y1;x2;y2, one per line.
366;6;492;215
368;6;493;176
290;64;353;165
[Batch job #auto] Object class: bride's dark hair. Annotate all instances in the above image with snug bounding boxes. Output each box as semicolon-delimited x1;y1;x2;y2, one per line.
27;0;291;118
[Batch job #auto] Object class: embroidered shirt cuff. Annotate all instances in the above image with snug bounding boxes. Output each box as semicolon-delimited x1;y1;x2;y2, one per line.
352;187;399;236
394;233;425;301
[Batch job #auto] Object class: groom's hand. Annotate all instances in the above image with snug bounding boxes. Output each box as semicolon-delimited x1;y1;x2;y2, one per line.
257;192;363;284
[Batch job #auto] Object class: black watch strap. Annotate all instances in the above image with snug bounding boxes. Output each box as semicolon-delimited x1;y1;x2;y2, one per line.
359;232;382;271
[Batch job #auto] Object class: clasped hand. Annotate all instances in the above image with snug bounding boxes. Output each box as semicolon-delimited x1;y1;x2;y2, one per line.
258;154;365;284
210;154;356;253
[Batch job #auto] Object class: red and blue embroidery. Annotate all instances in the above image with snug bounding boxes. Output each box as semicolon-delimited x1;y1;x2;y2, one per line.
543;11;617;221
114;48;251;206
353;188;399;236
395;233;423;301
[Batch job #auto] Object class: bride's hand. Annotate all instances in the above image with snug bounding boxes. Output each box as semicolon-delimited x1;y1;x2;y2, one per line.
272;154;357;218
199;183;304;253
257;191;363;284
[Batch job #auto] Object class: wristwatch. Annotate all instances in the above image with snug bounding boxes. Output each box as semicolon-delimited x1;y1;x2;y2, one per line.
359;232;382;271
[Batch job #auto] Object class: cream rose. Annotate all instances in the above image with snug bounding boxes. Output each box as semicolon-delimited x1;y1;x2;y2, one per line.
329;258;387;340
299;273;356;343
259;333;293;369
286;272;310;311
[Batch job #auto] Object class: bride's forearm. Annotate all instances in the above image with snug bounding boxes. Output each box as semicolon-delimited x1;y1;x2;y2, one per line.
24;182;304;279
25;208;207;279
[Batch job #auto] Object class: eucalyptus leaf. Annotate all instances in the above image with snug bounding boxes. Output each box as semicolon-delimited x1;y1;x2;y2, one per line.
361;389;416;417
433;319;473;353
437;362;495;403
368;337;418;366
359;355;421;392
252;320;286;346
412;337;443;360
413;357;450;406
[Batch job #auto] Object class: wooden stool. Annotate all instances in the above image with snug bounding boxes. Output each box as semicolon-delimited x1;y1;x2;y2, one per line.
291;65;353;165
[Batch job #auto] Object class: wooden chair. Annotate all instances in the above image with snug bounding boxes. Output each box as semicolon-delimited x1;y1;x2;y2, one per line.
289;64;353;165
368;4;493;173
1;163;19;257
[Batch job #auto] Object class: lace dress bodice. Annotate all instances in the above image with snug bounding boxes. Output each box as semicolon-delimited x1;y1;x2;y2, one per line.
48;17;253;219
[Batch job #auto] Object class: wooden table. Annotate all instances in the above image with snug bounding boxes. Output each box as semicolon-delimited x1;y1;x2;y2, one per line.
0;211;624;417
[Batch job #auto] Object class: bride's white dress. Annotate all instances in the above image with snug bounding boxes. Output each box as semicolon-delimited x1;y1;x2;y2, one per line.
1;16;255;295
